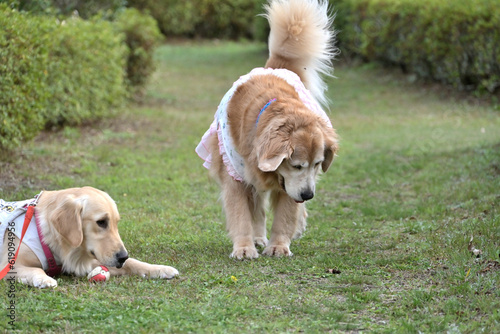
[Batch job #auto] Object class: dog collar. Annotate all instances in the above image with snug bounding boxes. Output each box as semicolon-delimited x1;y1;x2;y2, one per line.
256;98;277;126
34;207;62;277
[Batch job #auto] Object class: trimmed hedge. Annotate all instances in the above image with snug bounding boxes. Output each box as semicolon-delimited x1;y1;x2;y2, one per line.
115;8;163;91
0;7;52;149
0;6;127;150
128;0;266;39
43;17;128;127
3;0;127;19
0;6;162;150
335;0;500;93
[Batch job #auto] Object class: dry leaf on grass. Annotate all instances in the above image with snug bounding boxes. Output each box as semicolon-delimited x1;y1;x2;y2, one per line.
326;268;341;274
468;235;483;257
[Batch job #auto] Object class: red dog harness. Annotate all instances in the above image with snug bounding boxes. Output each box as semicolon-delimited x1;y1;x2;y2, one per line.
0;193;62;280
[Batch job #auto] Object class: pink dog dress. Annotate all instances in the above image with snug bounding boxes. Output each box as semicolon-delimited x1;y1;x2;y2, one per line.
195;67;332;182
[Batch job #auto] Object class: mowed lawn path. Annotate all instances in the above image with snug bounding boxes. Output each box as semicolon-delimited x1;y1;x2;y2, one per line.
1;41;499;333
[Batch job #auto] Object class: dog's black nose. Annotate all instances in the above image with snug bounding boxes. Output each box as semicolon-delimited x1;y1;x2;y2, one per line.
300;190;314;201
115;250;129;267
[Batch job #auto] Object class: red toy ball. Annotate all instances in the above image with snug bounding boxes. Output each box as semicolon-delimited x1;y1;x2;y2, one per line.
87;265;110;283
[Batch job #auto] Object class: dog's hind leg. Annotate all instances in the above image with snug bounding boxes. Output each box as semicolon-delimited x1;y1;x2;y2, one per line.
14;267;58;288
221;174;259;259
1;235;57;288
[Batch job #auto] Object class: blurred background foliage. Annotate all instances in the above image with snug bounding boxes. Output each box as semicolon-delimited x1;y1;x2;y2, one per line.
1;0;499;150
128;0;267;40
335;0;500;94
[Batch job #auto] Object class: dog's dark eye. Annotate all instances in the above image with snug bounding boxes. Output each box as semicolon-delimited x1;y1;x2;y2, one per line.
96;219;108;229
293;165;302;170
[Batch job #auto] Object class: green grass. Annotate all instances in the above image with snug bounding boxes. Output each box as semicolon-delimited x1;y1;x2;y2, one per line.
1;41;499;333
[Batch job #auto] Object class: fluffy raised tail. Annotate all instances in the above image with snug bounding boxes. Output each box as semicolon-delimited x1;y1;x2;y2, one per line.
263;0;337;106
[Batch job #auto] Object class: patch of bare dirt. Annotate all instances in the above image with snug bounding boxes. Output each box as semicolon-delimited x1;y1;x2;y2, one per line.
0;112;143;194
479;260;500;274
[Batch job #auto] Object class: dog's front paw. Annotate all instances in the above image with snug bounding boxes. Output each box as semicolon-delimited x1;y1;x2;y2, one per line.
254;236;268;248
33;276;58;289
230;246;259;260
263;244;293;257
143;265;179;279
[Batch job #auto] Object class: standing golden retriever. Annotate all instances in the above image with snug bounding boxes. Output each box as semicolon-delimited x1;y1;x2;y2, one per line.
0;187;178;288
196;0;339;259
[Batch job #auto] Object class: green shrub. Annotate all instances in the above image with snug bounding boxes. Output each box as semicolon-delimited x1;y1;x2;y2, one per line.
0;5;128;149
114;8;163;92
127;0;196;36
1;0;127;19
128;0;266;39
44;16;128;127
335;0;500;93
0;5;54;149
53;0;127;19
194;0;262;39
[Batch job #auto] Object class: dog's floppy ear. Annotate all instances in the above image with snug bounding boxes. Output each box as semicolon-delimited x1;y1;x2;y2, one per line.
257;122;292;172
258;149;288;172
321;125;339;172
50;195;86;248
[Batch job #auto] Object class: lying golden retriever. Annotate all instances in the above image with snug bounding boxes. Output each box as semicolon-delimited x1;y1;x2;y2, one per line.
0;187;178;288
196;0;339;259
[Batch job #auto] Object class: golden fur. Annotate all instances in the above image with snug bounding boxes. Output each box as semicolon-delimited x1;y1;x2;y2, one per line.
1;187;178;288
203;0;339;259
